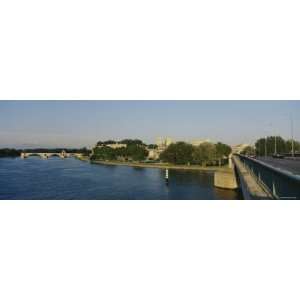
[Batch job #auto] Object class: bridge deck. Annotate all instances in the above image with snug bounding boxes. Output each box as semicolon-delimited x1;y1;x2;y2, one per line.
256;157;300;176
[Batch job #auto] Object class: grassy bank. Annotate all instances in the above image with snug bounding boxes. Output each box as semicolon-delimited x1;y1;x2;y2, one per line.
91;159;228;171
75;156;90;162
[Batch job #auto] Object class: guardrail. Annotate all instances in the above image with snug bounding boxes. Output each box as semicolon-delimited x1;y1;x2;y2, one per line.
235;154;300;200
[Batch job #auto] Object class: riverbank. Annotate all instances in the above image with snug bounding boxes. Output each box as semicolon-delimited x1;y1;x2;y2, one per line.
75;156;90;162
91;159;228;171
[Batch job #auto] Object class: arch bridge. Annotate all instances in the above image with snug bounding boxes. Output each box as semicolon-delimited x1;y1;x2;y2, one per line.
20;151;83;159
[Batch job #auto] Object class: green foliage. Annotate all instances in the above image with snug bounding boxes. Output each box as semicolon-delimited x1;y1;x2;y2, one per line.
102;140;117;145
241;146;255;155
0;148;21;157
255;138;266;156
127;144;148;161
21;148;91;155
91;143;148;162
192;143;216;166
96;140;117;146
91;146;117;160
78;147;91;156
255;136;290;156
160;141;232;166
147;144;158;149
93;139;233;166
286;139;300;153
159;142;193;165
120;139;145;146
215;142;231;159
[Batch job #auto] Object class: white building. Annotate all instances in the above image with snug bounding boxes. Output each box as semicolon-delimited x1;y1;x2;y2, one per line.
156;137;173;150
147;149;160;160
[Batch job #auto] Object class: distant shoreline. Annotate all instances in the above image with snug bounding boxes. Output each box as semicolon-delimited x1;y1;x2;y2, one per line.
90;159;227;172
0;155;229;172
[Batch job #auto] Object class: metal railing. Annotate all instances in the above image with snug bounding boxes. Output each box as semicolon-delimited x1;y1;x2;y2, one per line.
236;154;300;200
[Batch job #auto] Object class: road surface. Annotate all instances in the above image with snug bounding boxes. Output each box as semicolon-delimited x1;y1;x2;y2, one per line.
256;157;300;176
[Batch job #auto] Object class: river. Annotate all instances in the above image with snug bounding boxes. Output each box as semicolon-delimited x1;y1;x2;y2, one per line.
0;157;241;199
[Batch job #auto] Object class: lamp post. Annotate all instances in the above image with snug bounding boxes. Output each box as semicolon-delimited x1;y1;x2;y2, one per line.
263;122;273;157
266;122;277;155
291;115;295;157
264;136;267;157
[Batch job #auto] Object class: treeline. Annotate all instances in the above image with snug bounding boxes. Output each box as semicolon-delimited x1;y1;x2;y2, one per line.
254;136;300;156
160;142;231;166
21;147;91;155
0;147;91;157
0;148;21;157
92;139;232;165
91;142;148;161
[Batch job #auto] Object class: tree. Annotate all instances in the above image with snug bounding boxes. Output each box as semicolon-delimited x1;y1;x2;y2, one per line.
147;144;158;149
91;141;149;162
192;142;217;166
126;144;148;161
215;142;231;165
255;136;287;156
268;136;286;154
103;140;116;145
120;139;145;146
91;146;117;160
160;142;194;165
79;147;91;156
286;139;300;154
0;148;21;157
241;146;255;156
255;138;265;156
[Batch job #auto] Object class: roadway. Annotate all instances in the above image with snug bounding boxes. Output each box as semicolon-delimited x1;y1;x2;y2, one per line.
256;157;300;176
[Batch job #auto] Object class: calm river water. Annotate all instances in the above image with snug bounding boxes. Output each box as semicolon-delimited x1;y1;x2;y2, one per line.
0;157;241;200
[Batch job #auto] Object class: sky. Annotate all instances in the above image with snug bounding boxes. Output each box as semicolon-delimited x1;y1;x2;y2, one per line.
0;100;299;148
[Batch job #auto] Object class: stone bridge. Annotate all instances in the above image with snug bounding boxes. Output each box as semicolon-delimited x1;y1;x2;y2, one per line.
20;151;83;159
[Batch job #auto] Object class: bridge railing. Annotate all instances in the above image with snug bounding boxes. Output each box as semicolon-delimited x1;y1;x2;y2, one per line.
235;154;300;200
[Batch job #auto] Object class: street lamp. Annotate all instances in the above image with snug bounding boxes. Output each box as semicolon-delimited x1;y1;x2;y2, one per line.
291;114;295;157
263;122;273;157
267;122;278;156
264;136;267;157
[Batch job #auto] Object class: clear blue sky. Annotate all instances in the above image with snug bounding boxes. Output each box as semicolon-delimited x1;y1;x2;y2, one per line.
0;101;299;148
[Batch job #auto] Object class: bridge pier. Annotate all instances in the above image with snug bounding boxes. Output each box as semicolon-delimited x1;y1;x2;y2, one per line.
214;168;238;190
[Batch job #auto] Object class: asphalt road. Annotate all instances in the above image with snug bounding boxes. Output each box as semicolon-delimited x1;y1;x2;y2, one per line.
256;157;300;176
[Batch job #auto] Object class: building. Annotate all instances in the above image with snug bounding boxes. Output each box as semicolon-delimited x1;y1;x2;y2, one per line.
147;149;160;160
156;137;173;151
144;137;174;160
